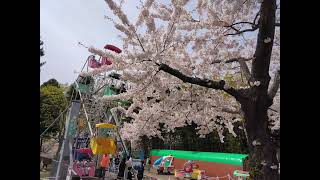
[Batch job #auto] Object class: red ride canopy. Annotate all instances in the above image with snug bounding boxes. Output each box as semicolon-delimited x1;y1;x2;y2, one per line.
104;44;122;54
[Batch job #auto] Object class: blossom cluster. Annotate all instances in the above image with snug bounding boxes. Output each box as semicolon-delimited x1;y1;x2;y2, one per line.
82;0;280;143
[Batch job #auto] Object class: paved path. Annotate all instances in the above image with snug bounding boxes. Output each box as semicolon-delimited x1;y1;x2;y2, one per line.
144;171;175;180
105;171;175;180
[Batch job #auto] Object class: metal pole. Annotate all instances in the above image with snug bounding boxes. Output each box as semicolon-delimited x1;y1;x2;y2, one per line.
73;132;79;161
110;109;129;156
55;108;71;180
67;140;73;179
82;104;93;136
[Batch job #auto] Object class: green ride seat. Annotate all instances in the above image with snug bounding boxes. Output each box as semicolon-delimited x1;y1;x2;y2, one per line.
77;83;90;94
104;86;131;106
104;86;117;96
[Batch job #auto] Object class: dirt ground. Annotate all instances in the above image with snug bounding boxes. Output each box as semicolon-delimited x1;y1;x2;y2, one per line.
106;168;175;180
40;164;52;179
143;168;176;180
144;172;175;180
40;164;176;180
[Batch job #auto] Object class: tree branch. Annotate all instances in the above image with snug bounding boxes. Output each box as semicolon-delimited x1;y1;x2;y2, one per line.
211;57;253;64
224;26;259;36
222;107;240;114
226;21;256;27
238;59;251;81
224;17;259;36
140;59;152;63
268;69;280;99
253;12;260;25
242;0;249;4
226;57;253;63
162;22;176;53
158;63;240;98
268;107;279;113
135;33;146;52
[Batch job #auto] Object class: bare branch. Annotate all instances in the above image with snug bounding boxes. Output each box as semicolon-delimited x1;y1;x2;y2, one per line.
226;57;253;64
140;59;152;63
225;21;256;27
135;32;146;52
224;26;259;36
268;69;280;99
211;57;253;64
211;59;225;64
253;12;260;25
268;107;279;113
162;22;176;53
158;63;241;98
224;15;260;36
229;26;240;33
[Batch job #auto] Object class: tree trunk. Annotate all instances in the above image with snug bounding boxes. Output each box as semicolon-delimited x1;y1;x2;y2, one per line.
239;0;279;179
40;138;43;166
240;96;279;180
141;136;150;158
40;138;43;153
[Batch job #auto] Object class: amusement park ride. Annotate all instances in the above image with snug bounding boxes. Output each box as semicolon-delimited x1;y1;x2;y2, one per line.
40;43;132;180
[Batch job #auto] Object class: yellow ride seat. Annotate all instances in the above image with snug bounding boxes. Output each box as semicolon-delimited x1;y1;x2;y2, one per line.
90;137;116;155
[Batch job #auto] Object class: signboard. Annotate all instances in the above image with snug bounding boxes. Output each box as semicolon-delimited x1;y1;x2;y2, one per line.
74;137;90;148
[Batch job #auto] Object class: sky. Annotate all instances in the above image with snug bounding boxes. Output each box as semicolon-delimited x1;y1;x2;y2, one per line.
40;0;273;85
40;0;140;85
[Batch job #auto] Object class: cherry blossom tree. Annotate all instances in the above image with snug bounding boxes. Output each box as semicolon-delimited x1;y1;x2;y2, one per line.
81;0;280;179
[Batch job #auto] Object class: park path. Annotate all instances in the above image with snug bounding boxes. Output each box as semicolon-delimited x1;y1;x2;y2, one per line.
105;171;175;180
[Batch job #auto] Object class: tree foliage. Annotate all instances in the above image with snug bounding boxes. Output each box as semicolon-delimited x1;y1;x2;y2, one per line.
40;38;45;57
152;122;248;154
41;78;60;88
40;82;68;138
40;38;46;70
83;0;279;142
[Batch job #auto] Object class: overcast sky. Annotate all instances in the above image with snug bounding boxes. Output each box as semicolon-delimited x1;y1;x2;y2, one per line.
40;0;268;85
40;0;140;85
